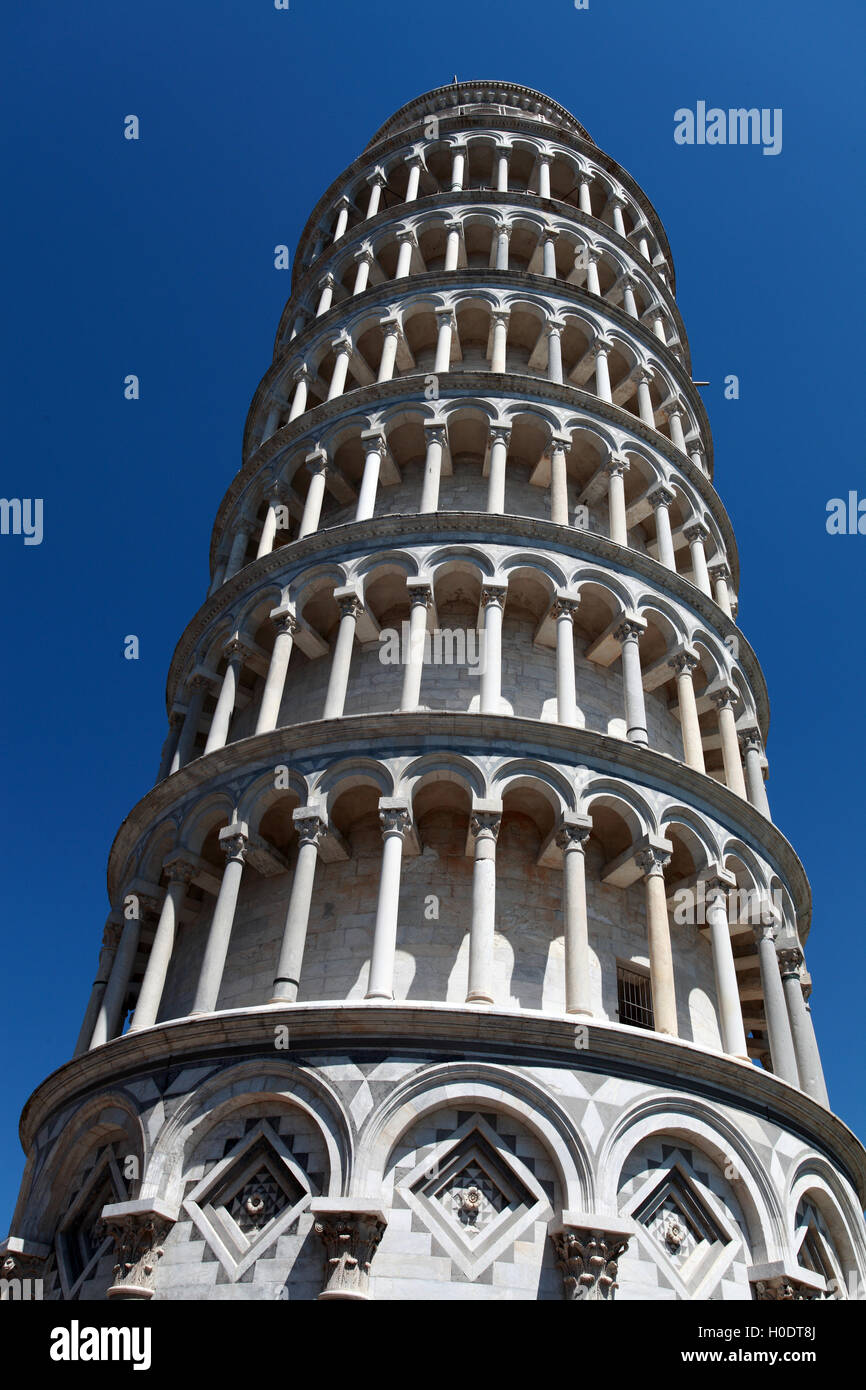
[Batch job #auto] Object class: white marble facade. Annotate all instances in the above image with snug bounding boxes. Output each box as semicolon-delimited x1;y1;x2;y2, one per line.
3;81;864;1303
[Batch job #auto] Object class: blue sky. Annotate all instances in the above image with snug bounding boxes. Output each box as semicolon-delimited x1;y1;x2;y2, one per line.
2;0;864;1231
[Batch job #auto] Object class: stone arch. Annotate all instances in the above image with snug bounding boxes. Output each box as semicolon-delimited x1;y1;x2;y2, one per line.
598;1095;786;1265
355;1062;593;1212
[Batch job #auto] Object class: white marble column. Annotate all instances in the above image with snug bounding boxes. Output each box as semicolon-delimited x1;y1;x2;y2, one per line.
332;196;351;243
557;815;594;1015
615;619;648;744
270;811;327;1003
593;339;613;403
357;429;386;520
651;309;667;342
394;230;416;279
299;449;328;538
753;917;799;1086
444;218;462;271
366;803;412;999
352;246;375;296
323;592;363;719
327;334;353;399
450;144;467;191
494;221;511;271
157;712;183;781
172;675;210;771
740;728;772;818
400;582;431;711
712;687;748;798
541;230;557;278
486;425;510;514
547;318;565;385
553;597;579;725
479;584;507;714
405;154;424;202
255;611;299;735
778;948;829;1106
585;248;602;297
288;366;311;421
666;403;687;452
490;310;509;373
702;871;749;1060
578;171;594;215
549;434;570;525
537;154;552;200
636;842;677;1036
203;640;245;755
636;368;656;427
316;274;336;317
129;859;196;1031
256;484;288;559
365;170;386;218
649;484;677;570
669;650;705;772
466;810;501;1004
495;144;510;192
605;453;630;546
610;195;627;236
89;911;141;1049
419;424;447;512
377;316;401;383
685;522;712;596
709;562;734;618
192;825;249;1015
433;309;454;373
621;276;639;318
76;920;120;1054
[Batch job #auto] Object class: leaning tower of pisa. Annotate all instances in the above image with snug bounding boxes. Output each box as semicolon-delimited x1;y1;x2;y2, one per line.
4;81;865;1304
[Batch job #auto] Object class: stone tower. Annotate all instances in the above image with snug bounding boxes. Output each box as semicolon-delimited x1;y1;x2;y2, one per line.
4;81;864;1303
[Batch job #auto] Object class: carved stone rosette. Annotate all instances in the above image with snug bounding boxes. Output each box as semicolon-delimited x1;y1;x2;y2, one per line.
312;1206;388;1301
551;1226;631;1301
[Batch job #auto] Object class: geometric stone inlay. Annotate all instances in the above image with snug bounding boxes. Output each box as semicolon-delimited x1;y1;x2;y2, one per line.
55;1148;128;1300
184;1121;311;1281
624;1159;741;1300
401;1113;551;1281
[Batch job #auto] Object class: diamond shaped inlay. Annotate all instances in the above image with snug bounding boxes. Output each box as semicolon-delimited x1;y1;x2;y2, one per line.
184;1121;311;1281
400;1113;551;1281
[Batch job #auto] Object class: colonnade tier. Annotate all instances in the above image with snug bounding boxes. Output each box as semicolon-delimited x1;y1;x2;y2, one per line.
85;726;817;1099
273;198;688;370
159;532;766;803
291;96;676;297
245;273;705;474
219;397;732;602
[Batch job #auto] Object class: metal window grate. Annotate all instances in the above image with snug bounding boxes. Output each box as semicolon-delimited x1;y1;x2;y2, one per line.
617;965;654;1030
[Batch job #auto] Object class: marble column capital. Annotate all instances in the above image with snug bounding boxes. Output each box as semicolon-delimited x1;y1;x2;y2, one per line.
218;823;249;865
550;1219;633;1301
738;724;764;755
778;946;805;981
423;422;448;446
377;799;413;840
709;683;740;713
592;336;614;358
360;427;387;455
480;582;508;610
305;445;329;475
668;645;700;677
613;615;647;645
635;838;673;879
161;852;198;888
269;606;300;638
97;1200;178;1300
684;520;710;544
603;451;630;477
310;1200;388;1301
556;812;593;852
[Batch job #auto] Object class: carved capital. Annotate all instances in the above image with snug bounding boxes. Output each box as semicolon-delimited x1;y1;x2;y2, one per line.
337;592;364;621
603;452;630;478
294;812;328;850
480;584;508;611
648;484;676;511
684;521;710;544
469;811;501;842
614;617;645;645
668;649;700;678
97;1204;176;1301
312;1207;388;1301
551;1226;630;1301
379;805;412;839
218;823;249;865
777;947;804;982
636;845;671;878
753;1275;821;1302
